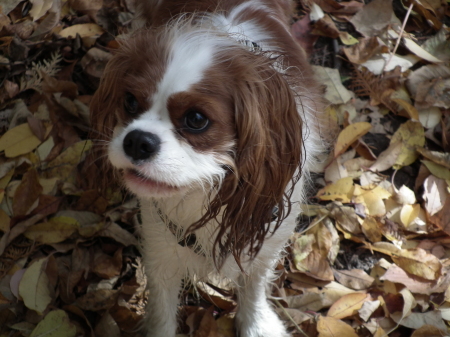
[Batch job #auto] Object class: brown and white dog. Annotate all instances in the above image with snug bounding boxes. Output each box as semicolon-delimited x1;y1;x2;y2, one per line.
90;1;325;336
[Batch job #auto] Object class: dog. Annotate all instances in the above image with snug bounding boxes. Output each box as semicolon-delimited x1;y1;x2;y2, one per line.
90;0;325;336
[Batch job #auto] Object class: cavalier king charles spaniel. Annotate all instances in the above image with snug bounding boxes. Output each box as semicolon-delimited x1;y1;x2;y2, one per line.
90;0;326;336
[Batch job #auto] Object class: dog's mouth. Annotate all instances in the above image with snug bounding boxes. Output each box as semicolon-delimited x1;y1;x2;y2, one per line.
124;168;181;194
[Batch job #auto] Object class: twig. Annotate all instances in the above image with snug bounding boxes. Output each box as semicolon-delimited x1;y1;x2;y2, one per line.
383;1;415;73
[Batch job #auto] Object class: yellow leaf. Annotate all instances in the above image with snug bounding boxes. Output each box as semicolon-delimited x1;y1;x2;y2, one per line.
422;160;450;180
339;32;359;45
361;216;382;243
391;120;425;168
45;140;92;179
335;122;372;157
392;248;442;280
317;316;358;337
392;98;420;120
353;185;391;216
400;204;421;227
328;293;370;319
18;257;52;314
30;310;76;337
317;177;355;203
0;124;42;158
24;216;79;243
59;23;104;38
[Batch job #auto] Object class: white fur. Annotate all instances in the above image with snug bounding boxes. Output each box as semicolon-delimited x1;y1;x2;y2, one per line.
107;2;324;336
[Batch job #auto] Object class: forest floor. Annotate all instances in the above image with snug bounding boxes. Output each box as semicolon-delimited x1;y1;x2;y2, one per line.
0;0;450;336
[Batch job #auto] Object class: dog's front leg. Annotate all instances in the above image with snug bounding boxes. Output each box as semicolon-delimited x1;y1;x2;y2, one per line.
144;265;182;337
235;267;290;337
140;214;184;337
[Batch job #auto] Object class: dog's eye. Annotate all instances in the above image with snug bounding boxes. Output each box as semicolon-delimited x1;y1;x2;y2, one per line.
124;92;139;115
184;110;209;132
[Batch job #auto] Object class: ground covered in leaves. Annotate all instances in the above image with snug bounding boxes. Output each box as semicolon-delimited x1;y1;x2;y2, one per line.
0;0;450;336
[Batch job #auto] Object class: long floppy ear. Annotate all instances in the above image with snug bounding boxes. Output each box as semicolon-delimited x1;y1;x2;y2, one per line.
189;53;305;268
83;57;124;193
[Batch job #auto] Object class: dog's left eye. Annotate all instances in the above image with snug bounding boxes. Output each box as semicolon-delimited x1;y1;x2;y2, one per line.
184;110;209;132
124;92;139;114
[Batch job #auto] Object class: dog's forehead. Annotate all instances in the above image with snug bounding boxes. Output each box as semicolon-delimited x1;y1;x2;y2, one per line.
149;33;216;114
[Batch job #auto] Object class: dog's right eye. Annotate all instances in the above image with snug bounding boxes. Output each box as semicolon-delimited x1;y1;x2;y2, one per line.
124;92;139;115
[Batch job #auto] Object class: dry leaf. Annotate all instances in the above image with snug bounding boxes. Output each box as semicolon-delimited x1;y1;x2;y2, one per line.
317;315;358;337
423;175;448;216
392;248;442;281
380;264;435;294
59;23;104;38
334;122;372;157
0;123;42;158
317;177;355;203
312;66;352;104
19;257;53;315
30;310;76;337
24;216;79;243
333;269;374;290
12;168;43;217
327;292;370;319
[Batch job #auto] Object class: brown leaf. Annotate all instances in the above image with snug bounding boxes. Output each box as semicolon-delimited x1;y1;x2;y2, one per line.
27;115;46;141
193;307;219;337
92;247;122;279
76;289;119;311
13;168;43;217
333;269;374;290
392;248;442;281
343;37;386;64
327;292;370;319
317;315;358;337
41;72;78;99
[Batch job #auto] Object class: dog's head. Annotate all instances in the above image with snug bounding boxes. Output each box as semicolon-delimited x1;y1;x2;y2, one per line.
90;22;305;264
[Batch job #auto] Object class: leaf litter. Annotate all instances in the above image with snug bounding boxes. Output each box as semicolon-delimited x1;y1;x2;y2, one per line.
0;0;450;336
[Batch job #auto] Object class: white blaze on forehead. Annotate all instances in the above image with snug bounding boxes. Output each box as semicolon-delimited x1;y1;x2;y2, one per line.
150;32;215;113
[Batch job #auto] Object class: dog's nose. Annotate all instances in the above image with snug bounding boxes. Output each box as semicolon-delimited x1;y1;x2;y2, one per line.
123;130;161;161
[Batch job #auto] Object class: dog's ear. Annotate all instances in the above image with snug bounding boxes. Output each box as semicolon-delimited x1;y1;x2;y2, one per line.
84;60;122;193
190;54;306;268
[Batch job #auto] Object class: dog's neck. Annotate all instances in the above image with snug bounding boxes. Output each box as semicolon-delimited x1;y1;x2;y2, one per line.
139;188;216;231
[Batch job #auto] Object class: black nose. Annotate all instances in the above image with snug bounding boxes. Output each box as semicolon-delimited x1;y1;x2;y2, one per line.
123;130;161;161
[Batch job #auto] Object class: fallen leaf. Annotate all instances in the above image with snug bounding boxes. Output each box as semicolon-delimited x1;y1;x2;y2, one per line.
333;269;374;290
392;248;442;281
350;0;400;37
358;299;380;322
0;123;42;158
381;264;435;294
24;216;79;243
423;176;447;216
317;177;355;203
59;23;104;38
391;98;420;120
391;310;447;332
317;315;358;337
422;161;450;180
312;66;352;104
327;292;370;319
403;38;443;63
30;310;76;337
353;185;391;216
334;122;372;157
390;120;425;169
29;0;53;21
12;168;43;217
44;140;92;179
411;324;446;337
19;257;53;314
